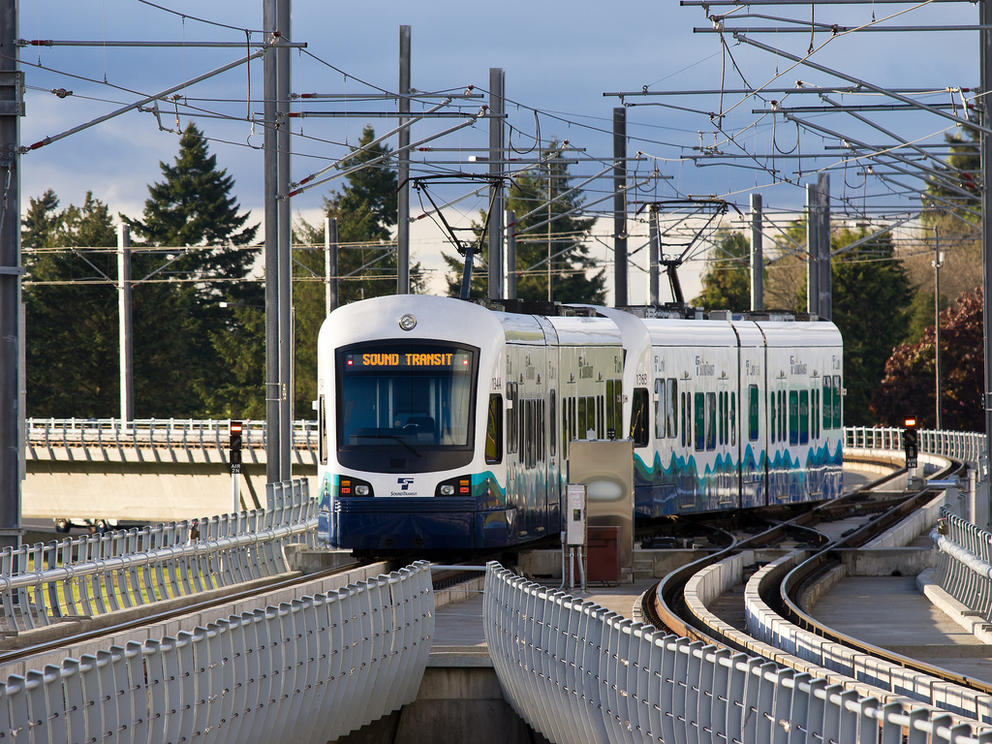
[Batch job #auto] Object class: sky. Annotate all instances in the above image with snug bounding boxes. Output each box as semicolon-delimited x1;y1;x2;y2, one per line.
16;0;983;301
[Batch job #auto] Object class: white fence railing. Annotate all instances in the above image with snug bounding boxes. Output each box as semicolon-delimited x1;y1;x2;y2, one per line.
0;561;434;744
0;479;317;634
484;562;992;743
24;417;319;451
845;426;987;477
933;507;992;621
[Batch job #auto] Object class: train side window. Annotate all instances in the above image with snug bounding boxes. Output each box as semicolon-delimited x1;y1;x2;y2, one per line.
607;379;622;438
719;391;727;445
788;390;799;446
597;396;604;438
506;383;516;454
562;398;569;458
779;390;786;441
832;375;842;428
769;391;776;443
526;399;535;468
318;394;327;465
799;390;809;445
630;388;649;447
706;392;717;450
730;391;737;446
666;379;677;438
654;379;665;439
681;392;687;446
694;392;704;450
822;378;831;431
811;388;816;439
606;380;615;434
485;394;503;465
748;385;759;442
550;390;557;457
578;397;587;439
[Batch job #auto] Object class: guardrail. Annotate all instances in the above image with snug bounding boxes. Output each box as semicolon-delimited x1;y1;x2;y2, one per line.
484;562;992;743
933;507;992;621
24;418;319;451
0;479;317;634
0;561;434;744
845;426;987;477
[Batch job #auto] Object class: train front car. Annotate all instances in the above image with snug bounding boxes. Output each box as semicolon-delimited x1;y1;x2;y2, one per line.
316;295;510;552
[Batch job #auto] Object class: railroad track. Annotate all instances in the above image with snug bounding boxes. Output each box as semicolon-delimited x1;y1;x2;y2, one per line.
640;456;992;723
0;559;382;672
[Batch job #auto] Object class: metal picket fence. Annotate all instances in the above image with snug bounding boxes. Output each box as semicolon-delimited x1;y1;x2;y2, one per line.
845;426;987;477
0;478;317;634
933;507;992;621
25;417;319;452
484;562;992;744
0;561;434;744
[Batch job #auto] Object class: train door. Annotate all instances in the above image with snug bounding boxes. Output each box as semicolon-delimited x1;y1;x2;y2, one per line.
537;317;561;537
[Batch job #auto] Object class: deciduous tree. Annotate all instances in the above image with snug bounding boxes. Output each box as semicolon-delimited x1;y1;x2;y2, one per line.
872;286;983;431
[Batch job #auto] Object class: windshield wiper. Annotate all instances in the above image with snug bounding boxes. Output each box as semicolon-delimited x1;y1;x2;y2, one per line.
353;433;421;457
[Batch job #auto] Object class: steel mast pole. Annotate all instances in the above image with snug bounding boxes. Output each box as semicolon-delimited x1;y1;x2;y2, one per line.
397;25;410;294
277;0;292;481
488;68;505;301
982;0;992;520
934;227;943;431
117;224;133;422
806;182;820;317
0;0;20;550
263;0;280;484
649;204;660;306
613;107;628;307
750;193;764;312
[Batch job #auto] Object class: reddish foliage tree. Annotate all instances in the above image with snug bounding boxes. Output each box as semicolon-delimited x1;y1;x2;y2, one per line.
871;287;984;431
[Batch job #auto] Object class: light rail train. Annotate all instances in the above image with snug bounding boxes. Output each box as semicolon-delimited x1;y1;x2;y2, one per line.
316;294;843;551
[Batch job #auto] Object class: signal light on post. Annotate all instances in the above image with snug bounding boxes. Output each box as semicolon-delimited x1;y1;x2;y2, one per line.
229;421;243;468
903;417;918;468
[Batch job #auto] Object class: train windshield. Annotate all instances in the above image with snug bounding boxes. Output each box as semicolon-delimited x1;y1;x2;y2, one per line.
335;343;478;473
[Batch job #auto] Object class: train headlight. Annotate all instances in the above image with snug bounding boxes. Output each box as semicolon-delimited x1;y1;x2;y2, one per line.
338;477;373;497
436;476;472;497
398;313;417;331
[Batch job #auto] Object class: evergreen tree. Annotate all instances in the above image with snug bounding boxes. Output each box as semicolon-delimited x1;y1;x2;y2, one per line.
693;231;752;311
23;192;121;416
124;123;261;417
317;125;415;303
829;227;913;425
443;144;605;303
22;191;202;417
206;125;419;418
124;123;258;294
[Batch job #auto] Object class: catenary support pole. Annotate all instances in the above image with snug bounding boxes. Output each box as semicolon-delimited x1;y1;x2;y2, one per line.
806;182;820;317
817;173;831;320
397;25;410;295
649;204;660;306
934;227;943;431
613;107;628;308
506;210;517;300
750;193;764;312
488;68;505;301
325;217;338;315
982;0;992;512
263;0;280;484
0;0;21;550
277;0;292;482
117;224;133;422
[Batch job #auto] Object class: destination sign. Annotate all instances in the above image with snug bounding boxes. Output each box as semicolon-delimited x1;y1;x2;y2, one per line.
343;349;472;371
